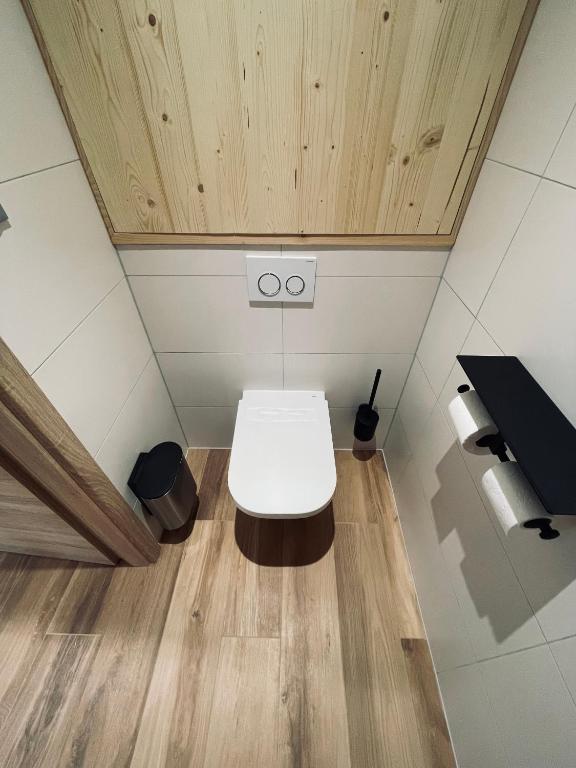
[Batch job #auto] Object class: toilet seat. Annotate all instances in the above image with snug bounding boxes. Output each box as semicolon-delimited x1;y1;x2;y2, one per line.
228;390;336;518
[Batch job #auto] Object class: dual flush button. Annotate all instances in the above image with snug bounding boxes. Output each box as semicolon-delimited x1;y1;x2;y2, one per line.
246;255;316;304
258;272;305;297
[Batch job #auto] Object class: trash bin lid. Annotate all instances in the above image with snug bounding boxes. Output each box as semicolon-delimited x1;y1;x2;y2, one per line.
131;441;183;500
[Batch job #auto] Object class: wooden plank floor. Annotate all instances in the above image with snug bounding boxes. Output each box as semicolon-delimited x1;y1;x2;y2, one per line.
0;450;456;767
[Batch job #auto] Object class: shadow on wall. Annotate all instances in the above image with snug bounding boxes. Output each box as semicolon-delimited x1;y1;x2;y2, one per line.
430;437;576;643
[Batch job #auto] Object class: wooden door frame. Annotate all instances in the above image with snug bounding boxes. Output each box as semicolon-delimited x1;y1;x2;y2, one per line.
0;338;160;566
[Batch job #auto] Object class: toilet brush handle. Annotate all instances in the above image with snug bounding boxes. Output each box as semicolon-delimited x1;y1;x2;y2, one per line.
368;369;382;409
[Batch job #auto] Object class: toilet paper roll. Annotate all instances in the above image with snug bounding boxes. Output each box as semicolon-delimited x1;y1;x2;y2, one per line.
481;462;551;535
447;390;498;454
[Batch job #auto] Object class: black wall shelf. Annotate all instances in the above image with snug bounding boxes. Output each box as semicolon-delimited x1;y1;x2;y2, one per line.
457;355;576;517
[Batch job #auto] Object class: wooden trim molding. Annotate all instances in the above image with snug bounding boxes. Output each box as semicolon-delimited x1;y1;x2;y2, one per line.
0;338;160;566
111;232;455;247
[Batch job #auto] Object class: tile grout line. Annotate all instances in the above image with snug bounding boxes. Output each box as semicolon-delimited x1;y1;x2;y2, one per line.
31;275;126;376
1;157;79;185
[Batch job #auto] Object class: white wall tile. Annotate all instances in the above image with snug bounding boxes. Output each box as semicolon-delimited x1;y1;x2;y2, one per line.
416;281;475;398
283;277;438;353
119;247;260;276
487;0;576;174
328;407;393;449
441;646;576;768
394;458;477;671
96;357;186;508
283;248;448;277
0;2;77;182
129;276;282;353
438;663;507;768
284;353;412;408
177;407;236;448
158;353;283;406
479;180;576;426
0;162;123;372
383;413;413;485
444;161;539;313
545;107;576;188
397;357;437;455
412;404;544;661
33;281;152;456
550;636;576;702
478;646;576;768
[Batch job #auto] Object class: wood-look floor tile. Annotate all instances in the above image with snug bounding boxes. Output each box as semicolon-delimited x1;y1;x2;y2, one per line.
197;450;236;521
224;513;283;637
279;520;351;768
47;563;114;634
0;634;100;767
203;637;281;768
401;639;457;768
131;521;237;768
0;553;75;728
332;451;395;524
185;447;210;487
334;523;445;768
52;541;184;767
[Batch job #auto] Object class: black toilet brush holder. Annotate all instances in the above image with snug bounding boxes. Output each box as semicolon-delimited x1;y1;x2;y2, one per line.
354;369;382;442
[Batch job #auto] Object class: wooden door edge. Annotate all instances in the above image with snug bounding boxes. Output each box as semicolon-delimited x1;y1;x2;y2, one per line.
0;339;160;566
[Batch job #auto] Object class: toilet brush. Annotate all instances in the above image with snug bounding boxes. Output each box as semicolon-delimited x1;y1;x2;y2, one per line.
354;369;382;441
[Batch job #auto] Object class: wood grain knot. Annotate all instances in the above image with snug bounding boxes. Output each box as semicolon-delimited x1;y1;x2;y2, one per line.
402;155;410;166
161;113;168;122
147;198;156;208
197;183;204;193
148;13;157;27
383;10;390;22
419;126;444;151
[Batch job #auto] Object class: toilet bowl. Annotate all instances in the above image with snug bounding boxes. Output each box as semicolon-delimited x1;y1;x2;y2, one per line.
228;390;337;518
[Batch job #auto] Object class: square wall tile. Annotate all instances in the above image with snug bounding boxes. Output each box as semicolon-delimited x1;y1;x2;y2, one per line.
0;2;77;182
33;281;151;456
284;353;412;408
444;161;538;314
283;248;448;277
158;353;283;406
96;357;186;508
0;162;123;372
479;180;576;426
546;107;576;188
416;281;475;398
283;276;438;353
119;247;265;276
383;413;412;484
328;407;393;449
487;0;576;174
177;407;236;448
129;276;282;353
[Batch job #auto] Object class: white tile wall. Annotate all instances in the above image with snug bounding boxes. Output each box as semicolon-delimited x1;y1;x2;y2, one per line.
0;162;123;372
33;281;151;456
0;2;77;182
96;357;185;510
127;252;443;447
158;353;283;406
443;160;538;314
129;276;283;353
1;6;185;538
386;5;576;764
283;353;412;409
487;0;576;175
283;277;438;353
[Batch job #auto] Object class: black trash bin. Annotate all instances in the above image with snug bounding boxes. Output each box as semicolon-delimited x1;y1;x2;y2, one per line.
128;442;197;530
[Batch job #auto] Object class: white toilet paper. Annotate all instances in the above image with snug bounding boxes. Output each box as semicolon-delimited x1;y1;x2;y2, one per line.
448;390;498;454
481;461;551;535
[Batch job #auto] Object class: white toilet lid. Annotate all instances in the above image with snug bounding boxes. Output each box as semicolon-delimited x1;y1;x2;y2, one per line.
228;390;336;518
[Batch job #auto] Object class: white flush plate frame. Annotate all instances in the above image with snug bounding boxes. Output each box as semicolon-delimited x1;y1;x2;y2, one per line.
246;253;316;303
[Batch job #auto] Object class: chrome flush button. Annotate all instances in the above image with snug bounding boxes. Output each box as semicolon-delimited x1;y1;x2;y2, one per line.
286;275;305;296
258;272;281;297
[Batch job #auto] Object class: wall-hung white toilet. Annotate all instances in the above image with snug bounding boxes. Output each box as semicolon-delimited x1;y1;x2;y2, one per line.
228;390;337;518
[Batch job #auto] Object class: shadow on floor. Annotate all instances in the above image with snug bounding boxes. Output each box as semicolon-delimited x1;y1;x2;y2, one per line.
235;504;335;566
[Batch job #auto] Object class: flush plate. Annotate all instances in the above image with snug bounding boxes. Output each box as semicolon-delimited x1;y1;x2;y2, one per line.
246;254;316;303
